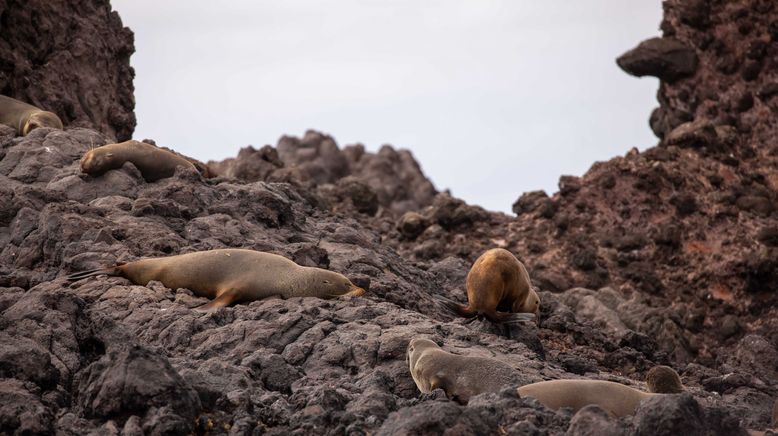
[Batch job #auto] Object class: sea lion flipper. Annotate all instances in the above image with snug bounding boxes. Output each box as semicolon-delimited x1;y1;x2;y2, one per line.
66;266;120;282
500;312;537;325
194;289;238;312
429;373;447;392
433;294;474;319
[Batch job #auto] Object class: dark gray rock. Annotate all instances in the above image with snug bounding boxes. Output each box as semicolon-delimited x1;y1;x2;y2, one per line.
566;405;625;436
76;345;200;428
0;0;136;140
617;37;698;82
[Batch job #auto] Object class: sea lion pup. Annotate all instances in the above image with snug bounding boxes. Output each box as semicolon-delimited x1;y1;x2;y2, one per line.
0;94;63;136
446;248;540;324
80;140;210;182
645;365;684;393
66;248;365;311
407;338;526;404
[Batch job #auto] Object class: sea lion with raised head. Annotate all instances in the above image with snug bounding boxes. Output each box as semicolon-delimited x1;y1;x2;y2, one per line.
407;337;528;404
0;94;63;136
517;367;684;417
66;249;365;311
80;140;212;182
446;248;540;324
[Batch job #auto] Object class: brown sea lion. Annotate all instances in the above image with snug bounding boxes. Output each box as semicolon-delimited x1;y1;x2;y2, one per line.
66;248;365;311
447;248;540;323
0;94;63;136
80;140;212;182
407;338;528;404
646;365;684;393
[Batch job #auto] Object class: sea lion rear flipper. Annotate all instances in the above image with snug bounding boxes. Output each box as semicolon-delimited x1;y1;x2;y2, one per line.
433;294;475;319
484;310;536;325
194;289;238;312
500;312;537;326
66;266;120;282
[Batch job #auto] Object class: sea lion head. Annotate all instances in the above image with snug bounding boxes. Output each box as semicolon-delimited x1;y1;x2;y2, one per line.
645;365;684;393
22;111;63;135
312;269;365;298
517;287;541;324
407;338;439;371
80;147;119;175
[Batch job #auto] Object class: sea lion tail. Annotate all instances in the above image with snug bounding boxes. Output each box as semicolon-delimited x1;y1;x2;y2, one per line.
66;264;123;282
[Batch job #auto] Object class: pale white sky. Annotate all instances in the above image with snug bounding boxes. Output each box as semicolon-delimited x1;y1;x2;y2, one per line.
113;1;661;213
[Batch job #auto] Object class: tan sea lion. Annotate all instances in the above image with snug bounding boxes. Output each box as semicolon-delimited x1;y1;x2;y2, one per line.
518;365;684;417
407;337;527;404
66;248;365;311
646;365;684;393
80;140;212;182
518;380;655;417
0;94;63;136
447;248;540;323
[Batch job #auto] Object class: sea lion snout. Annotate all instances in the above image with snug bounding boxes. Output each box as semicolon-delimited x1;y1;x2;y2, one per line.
345;284;365;297
79;149;97;172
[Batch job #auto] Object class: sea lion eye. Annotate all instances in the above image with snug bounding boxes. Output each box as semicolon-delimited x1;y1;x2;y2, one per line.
323;280;331;284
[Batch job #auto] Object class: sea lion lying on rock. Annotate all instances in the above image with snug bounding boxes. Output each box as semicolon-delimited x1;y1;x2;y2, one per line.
407;337;528;403
0;94;63;136
517;367;684;417
67;248;365;311
80;140;213;182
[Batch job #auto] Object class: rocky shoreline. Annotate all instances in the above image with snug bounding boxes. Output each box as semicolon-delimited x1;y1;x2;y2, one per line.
1;0;777;434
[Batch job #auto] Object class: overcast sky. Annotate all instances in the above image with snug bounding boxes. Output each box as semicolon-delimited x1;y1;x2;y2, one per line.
112;0;661;213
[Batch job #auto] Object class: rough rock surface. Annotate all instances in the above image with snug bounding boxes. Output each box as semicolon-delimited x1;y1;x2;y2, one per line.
1;0;777;434
0;0;136;141
209;130;438;216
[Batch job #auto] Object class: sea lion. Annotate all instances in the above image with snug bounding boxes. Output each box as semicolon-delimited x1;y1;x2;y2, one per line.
447;248;540;323
645;365;684;393
407;337;527;404
0;94;63;136
517;367;684;418
66;248;365;311
80;140;211;182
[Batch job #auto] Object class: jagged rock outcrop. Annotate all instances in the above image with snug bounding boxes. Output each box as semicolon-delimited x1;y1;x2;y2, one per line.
208;130;438;216
0;0;776;434
0;126;762;434
0;0;136;141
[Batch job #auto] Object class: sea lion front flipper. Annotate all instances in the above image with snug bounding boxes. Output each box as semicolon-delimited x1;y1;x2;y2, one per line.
194;289;238;312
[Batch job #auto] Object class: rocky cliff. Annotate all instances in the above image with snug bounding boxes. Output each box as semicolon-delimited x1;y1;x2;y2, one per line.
0;0;136;141
0;0;776;434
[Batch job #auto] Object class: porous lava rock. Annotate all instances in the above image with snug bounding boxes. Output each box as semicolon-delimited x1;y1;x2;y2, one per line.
0;0;777;434
0;0;136;141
